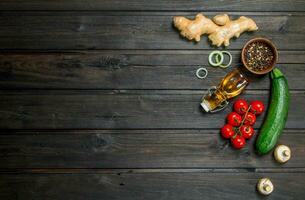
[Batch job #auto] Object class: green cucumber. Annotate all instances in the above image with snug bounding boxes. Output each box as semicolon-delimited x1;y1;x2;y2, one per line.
256;68;290;155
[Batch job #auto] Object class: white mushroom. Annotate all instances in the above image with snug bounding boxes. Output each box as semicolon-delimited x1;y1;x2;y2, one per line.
257;178;274;195
274;145;291;163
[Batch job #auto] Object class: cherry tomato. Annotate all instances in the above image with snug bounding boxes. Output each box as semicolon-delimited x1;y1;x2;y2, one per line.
240;125;254;139
227;112;242;126
243;112;256;125
250;100;265;115
221;124;235;139
233;99;249;115
231;135;246;149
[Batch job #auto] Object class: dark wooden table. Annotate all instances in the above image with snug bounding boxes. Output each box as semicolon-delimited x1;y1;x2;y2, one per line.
0;1;305;199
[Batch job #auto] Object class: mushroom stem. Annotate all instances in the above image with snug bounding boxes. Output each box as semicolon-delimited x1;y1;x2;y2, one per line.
264;185;271;192
283;150;290;157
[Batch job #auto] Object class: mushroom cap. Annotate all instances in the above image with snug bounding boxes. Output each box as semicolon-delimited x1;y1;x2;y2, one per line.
274;145;291;163
257;178;274;195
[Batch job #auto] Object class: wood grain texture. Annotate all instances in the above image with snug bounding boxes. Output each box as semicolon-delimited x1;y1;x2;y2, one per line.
0;0;304;199
0;12;304;50
0;91;304;129
0;51;304;90
1;172;305;200
0;0;304;11
0;130;304;169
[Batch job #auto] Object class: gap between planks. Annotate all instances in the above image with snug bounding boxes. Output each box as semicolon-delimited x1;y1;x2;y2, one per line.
0;11;305;16
0;89;304;94
1;168;305;174
1;129;304;135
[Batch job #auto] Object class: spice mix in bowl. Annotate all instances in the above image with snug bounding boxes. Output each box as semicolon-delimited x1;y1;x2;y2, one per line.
241;38;278;75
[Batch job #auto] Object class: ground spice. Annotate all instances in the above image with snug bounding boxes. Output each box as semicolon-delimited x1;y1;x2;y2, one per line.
244;42;274;72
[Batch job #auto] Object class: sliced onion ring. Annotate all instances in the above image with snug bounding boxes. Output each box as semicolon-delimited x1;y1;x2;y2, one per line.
208;51;224;67
215;51;232;68
196;67;208;79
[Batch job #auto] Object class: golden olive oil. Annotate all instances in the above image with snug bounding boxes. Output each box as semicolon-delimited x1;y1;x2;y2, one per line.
201;68;249;112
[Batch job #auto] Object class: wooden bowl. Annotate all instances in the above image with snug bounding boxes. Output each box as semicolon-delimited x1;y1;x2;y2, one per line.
241;37;278;75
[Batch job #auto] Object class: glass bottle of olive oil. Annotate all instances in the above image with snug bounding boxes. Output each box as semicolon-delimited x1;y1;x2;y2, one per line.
201;68;249;112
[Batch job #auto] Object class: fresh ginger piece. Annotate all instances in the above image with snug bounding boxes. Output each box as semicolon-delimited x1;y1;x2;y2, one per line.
208;16;258;46
173;14;218;42
212;14;229;26
173;13;258;47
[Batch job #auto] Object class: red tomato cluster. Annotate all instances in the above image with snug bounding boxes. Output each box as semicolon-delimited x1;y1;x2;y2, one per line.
221;99;265;149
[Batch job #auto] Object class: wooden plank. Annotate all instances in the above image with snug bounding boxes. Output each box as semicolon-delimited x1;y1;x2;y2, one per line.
0;91;303;129
0;0;304;11
0;12;304;50
3;168;305;174
0;130;304;168
1;50;304;64
0;172;304;200
0;51;304;89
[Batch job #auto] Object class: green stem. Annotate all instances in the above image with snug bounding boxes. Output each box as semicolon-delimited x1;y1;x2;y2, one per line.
237;105;252;136
232;105;252;138
240;105;252;127
271;68;283;79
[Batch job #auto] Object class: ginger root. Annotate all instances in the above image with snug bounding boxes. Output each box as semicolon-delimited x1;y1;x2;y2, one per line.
173;13;258;47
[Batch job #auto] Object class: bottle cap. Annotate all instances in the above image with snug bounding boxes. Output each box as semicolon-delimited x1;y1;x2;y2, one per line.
200;101;210;112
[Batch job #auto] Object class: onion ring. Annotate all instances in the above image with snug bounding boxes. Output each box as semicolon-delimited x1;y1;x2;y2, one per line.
208;51;224;67
215;51;232;68
196;67;208;79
